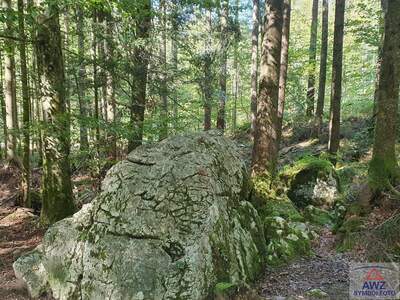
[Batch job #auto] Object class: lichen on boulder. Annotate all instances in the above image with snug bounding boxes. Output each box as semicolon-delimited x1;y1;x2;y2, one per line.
13;131;266;300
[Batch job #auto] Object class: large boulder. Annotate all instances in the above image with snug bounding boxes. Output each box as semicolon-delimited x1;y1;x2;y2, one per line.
14;132;266;300
280;156;340;209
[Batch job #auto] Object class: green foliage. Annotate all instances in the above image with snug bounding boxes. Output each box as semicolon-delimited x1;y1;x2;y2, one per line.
214;282;237;294
303;205;334;227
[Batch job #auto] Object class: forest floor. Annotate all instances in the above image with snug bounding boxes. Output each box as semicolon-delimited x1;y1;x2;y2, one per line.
0;166;43;300
0;117;396;300
258;228;352;299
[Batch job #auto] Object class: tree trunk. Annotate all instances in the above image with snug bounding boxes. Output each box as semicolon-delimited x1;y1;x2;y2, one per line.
306;0;319;117
232;0;240;133
0;51;6;159
159;0;168;140
251;0;283;176
203;9;213;131
128;0;151;152
76;7;89;152
17;0;31;207
27;0;43;165
328;0;345;155
171;0;179;132
36;3;75;224
97;10;108;125
250;0;259;137
369;0;400;190
3;0;18;162
372;0;387;119
313;0;329;137
277;0;291;147
92;11;101;154
105;13;117;159
216;0;229;131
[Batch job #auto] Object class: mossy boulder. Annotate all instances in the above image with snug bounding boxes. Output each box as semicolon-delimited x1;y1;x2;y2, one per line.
264;216;313;266
13;132;266;300
280;156;340;209
251;175;313;266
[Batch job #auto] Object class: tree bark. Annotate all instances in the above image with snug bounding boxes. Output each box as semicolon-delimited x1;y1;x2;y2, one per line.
232;0;240;133
306;0;319;117
328;0;345;155
203;9;213;131
2;0;18;161
369;0;400;190
171;0;179;132
277;0;291;147
0;51;6;159
105;13;117;159
76;7;89;153
250;0;259;137
216;0;229;131
128;0;152;152
313;0;329;137
159;0;168;140
18;0;31;207
36;3;75;224
92;11;101;154
251;0;283;176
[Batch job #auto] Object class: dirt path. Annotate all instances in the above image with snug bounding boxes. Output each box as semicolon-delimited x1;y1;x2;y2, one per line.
258;229;351;299
0;167;44;300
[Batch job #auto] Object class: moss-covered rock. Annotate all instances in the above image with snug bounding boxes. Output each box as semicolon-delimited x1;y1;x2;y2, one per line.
264;216;313;266
251;174;313;266
305;288;329;299
14;132;266;300
303;205;334;227
280;156;340;209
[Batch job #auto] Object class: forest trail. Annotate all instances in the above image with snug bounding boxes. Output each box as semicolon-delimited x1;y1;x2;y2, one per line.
258;228;351;299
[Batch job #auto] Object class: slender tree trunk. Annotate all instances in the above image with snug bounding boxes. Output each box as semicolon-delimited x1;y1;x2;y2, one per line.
128;0;151;152
216;0;229;131
36;3;75;224
97;10;108;124
159;0;168;140
76;7;89;152
369;0;400;190
306;0;319;117
171;0;179;132
232;0;240;133
277;0;291;147
250;0;259;136
0;51;6;159
203;9;213;131
92;12;101;154
328;0;345;155
252;0;283;176
313;0;329;137
17;0;31;207
105;13;117;159
3;0;18;162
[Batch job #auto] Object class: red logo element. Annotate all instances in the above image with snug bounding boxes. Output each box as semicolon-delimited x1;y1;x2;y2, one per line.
365;268;385;281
